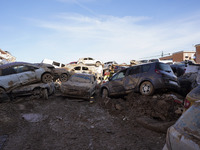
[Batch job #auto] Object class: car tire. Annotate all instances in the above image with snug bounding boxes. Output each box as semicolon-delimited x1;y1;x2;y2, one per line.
95;62;101;67
140;81;154;96
41;73;53;83
102;88;109;98
59;73;68;82
42;89;48;100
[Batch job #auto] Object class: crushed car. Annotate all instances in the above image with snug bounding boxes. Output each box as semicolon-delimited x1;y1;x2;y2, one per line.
61;73;97;100
163;100;200;150
34;63;70;82
100;62;179;97
0;62;53;94
11;82;55;100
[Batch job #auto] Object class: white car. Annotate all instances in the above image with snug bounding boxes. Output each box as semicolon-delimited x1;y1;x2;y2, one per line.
77;57;102;67
61;73;97;100
0;62;53;94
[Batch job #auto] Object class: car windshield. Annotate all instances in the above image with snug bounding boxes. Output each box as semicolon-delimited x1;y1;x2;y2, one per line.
70;74;91;83
159;63;172;72
174;102;200;138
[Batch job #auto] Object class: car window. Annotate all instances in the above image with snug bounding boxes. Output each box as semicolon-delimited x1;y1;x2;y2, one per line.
15;65;34;73
141;64;151;73
127;66;140;75
53;61;60;67
84;58;87;60
158;63;172;72
1;67;17;76
88;58;93;60
112;71;125;80
74;67;81;70
82;67;88;70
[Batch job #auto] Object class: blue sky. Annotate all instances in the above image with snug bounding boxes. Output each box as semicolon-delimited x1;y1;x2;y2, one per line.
1;0;200;64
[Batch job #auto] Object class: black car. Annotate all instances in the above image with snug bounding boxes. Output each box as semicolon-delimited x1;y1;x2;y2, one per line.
170;63;186;77
100;62;179;97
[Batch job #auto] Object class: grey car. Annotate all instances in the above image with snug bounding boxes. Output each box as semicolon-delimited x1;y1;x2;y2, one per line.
100;62;179;97
0;62;53;94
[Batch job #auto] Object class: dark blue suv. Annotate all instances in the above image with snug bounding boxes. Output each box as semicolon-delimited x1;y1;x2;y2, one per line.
100;62;179;97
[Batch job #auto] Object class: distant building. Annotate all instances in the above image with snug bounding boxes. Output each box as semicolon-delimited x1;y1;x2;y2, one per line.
195;44;200;63
160;51;195;62
0;49;16;64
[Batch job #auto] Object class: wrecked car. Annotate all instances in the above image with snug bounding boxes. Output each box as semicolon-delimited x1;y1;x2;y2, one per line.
61;73;97;100
163;100;200;150
77;57;102;67
70;65;93;75
0;62;53;94
184;84;200;111
35;63;70;82
100;62;179;97
11;82;55;100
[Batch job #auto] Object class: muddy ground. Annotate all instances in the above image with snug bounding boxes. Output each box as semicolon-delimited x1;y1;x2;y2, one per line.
0;90;184;150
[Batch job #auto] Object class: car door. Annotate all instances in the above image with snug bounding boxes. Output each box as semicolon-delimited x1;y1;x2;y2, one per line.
15;65;37;85
108;69;127;95
124;66;141;91
0;66;21;91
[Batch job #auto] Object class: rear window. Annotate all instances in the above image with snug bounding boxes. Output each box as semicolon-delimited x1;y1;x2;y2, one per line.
158;63;172;72
174;103;200;137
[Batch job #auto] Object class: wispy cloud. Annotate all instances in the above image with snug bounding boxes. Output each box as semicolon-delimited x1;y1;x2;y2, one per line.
26;13;200;63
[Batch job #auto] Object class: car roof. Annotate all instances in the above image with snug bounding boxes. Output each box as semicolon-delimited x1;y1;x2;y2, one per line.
0;62;33;69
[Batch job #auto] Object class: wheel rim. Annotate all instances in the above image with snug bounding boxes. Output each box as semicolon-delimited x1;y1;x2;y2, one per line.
142;83;151;94
42;73;53;83
60;74;68;82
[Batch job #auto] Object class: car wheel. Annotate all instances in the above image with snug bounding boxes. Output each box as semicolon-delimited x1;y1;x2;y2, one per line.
96;62;101;67
102;88;109;98
59;73;68;82
42;89;48;100
41;73;53;83
140;81;154;96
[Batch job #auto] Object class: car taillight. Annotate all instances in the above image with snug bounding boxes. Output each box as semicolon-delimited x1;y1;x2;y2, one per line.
184;99;191;109
155;69;160;74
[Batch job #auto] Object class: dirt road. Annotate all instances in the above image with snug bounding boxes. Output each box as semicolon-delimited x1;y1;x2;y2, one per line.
0;95;166;150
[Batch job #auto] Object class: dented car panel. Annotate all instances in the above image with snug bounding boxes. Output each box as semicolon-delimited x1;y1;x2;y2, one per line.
163;101;200;150
11;82;55;97
0;62;52;93
61;73;97;100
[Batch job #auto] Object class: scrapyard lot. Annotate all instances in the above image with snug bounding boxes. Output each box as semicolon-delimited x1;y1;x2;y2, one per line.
1;61;197;150
1;93;168;150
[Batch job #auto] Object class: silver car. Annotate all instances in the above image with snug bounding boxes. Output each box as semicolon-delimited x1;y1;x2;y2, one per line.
163;100;200;150
61;73;97;100
0;62;53;94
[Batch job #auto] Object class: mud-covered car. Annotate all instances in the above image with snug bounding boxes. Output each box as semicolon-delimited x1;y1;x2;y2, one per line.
0;62;53;94
184;84;200;111
100;62;179;97
11;82;55;100
61;73;97;100
163;100;200;150
34;63;70;82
